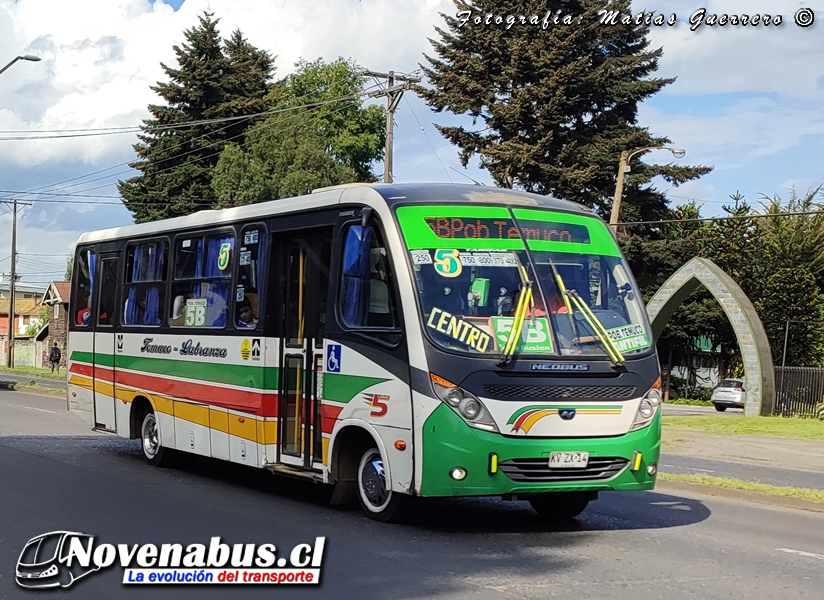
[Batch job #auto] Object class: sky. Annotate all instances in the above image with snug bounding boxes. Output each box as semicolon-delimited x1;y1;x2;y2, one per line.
0;0;821;289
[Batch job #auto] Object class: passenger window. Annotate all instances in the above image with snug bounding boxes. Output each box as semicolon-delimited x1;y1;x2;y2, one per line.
234;226;265;330
340;225;398;329
122;242;167;327
170;233;234;328
97;259;118;326
72;248;95;327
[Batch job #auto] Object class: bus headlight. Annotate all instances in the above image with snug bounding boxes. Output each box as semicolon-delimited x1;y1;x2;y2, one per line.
444;388;464;407
430;373;499;432
630;381;662;432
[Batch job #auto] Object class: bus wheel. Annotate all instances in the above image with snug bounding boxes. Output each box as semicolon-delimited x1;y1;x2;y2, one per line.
528;493;592;520
140;410;170;467
357;447;405;522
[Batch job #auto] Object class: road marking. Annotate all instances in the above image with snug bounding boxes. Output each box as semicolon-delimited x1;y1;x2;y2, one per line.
776;548;824;561
22;406;54;413
660;465;715;474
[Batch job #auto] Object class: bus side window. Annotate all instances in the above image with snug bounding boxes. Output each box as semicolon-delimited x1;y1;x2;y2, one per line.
72;248;95;327
235;226;265;331
339;225;398;329
123;242;167;327
170;233;233;328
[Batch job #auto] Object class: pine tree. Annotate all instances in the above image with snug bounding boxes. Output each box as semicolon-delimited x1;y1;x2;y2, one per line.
118;12;275;222
419;0;712;221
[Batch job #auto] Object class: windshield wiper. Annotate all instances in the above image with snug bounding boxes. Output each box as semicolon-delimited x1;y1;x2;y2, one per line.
497;262;533;367
564;289;625;366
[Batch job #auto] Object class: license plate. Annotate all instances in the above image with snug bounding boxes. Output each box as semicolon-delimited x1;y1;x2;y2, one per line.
549;451;589;469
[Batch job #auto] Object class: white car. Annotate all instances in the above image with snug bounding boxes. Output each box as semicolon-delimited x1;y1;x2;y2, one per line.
711;378;746;412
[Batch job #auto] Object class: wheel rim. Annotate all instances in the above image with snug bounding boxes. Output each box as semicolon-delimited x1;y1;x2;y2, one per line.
359;451;390;511
142;413;159;459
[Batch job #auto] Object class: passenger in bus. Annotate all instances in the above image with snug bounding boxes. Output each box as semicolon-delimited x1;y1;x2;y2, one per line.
76;292;91;325
236;297;259;329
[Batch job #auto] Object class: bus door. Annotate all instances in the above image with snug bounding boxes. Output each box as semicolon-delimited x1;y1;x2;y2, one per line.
92;253;120;432
277;229;333;470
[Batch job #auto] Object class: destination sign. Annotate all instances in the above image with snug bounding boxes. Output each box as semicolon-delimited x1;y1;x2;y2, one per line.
424;217;590;243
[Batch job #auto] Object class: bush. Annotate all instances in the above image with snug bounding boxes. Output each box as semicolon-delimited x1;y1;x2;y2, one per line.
664;399;714;406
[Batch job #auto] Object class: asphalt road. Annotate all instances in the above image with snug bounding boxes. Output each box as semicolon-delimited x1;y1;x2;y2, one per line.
0;372;67;390
662;403;743;417
660;453;824;490
2;391;824;599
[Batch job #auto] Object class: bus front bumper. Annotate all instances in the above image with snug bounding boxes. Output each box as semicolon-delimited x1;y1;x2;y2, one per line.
420;404;661;497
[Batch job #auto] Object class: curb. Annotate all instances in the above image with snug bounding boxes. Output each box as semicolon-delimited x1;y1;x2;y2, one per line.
656;479;824;514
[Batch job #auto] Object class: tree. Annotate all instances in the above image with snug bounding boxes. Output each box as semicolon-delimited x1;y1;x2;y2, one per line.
419;0;712;222
756;187;824;291
118;11;275;222
211;58;385;206
24;306;50;337
64;256;73;281
755;267;824;367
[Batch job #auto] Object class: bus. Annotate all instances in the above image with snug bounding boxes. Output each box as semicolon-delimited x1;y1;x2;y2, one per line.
67;182;661;522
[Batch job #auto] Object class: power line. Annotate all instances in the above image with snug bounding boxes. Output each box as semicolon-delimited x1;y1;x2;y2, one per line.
1;83;384;205
0;96;363;141
0;78;382;203
403;95;452;182
621;210;824;227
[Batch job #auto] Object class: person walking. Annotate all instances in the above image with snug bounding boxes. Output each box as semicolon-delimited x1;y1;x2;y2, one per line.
48;341;62;374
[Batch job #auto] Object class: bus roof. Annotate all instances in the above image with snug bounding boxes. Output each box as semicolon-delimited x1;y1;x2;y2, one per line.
74;183;592;245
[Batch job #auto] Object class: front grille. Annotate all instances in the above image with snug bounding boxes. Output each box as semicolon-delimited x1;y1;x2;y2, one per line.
483;384;635;400
499;457;629;482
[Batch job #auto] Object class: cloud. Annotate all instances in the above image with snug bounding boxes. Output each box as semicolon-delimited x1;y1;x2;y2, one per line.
0;0;819;288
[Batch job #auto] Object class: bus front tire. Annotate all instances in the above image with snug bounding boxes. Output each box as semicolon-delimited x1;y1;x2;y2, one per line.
140;410;171;467
357;447;406;522
528;493;592;520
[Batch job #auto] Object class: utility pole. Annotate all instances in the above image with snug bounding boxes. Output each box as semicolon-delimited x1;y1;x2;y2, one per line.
364;70;421;184
4;199;28;368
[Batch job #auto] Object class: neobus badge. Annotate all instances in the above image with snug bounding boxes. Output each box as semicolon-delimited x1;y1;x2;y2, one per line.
531;363;590;371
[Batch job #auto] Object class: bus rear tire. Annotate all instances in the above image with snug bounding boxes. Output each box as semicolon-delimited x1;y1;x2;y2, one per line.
141;410;171;467
357;447;406;522
528;493;592;520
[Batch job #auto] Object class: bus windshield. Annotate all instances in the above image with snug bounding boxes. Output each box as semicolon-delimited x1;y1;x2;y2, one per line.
395;205;652;359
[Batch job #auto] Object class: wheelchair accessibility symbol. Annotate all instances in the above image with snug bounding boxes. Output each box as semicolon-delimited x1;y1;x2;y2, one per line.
327;344;342;373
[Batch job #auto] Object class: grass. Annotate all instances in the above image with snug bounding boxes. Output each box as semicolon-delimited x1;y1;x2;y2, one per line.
659;472;824;504
0;365;65;380
12;383;66;398
663;415;824;441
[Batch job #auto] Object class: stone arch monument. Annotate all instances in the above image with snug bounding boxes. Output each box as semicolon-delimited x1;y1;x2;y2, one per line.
646;257;775;417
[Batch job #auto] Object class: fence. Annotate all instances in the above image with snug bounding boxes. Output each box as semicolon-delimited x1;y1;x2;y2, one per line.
774;366;824;418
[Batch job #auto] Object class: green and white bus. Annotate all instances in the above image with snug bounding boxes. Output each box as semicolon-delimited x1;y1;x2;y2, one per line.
67;183;661;521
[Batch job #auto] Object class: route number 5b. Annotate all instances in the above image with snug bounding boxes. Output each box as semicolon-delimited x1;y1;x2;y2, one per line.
185;300;207;327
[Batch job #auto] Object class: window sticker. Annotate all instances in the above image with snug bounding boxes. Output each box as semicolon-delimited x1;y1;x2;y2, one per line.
244;230;259;245
606;324;650;352
458;251;519;267
491;317;553;353
236;286;245;302
426;307;491;352
217;243;231;271
410;250;433;265
185;298;207;327
239;250;252;266
433;249;462;278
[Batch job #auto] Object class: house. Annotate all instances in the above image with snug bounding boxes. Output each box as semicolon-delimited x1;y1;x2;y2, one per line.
40;281;71;369
0;282;46;301
0;298;44;336
0;298;48;367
